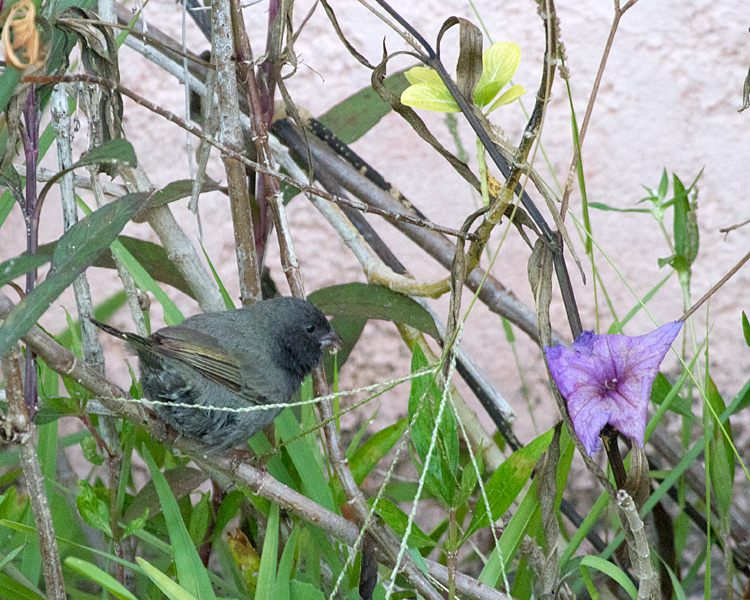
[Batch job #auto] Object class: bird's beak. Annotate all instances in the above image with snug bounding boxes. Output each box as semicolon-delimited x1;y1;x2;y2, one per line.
321;330;344;353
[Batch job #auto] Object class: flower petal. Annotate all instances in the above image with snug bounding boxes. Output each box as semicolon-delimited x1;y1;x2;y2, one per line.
601;321;683;447
546;321;682;455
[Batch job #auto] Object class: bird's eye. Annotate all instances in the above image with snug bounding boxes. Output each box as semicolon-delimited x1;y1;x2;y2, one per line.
305;324;316;333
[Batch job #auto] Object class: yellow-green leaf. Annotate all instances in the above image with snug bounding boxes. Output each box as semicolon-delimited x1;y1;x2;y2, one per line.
485;84;526;113
474;42;522;107
404;66;445;87
65;557;138;600
400;83;460;112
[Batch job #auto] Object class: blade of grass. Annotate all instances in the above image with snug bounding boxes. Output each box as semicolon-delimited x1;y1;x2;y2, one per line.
255;503;279;600
142;446;216;600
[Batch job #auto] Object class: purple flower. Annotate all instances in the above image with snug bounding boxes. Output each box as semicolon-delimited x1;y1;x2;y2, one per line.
546;322;682;456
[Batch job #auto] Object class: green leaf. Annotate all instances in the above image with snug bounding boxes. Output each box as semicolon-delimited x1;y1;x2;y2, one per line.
707;377;734;526
318;71;410;144
80;436;106;466
137;557;198;600
650;373;694;419
200;242;236;310
75;481;112;537
349;418;407;484
109;237;184;326
333;418;407;504
208;490;243;543
710;435;734;530
456;453;481;508
408;345;459;505
587;202;650;214
404;66;445;87
478;477;540;586
607;273;672;333
0;67;21;116
485;84;525;113
0;488;29;522
123;466;207;523
95;236;193;297
140;179;222;216
657;556;688;600
0;192;148;356
400;81;460;113
657;169;669;203
309;283;439;339
0;572;45;600
369;498;436;548
290;581;325;600
37;140;137;203
34;225;197;301
122;507;149;538
0;254;52;289
0;165;25;209
474;42;522;107
580;556;637;599
465;428;553;540
275;526;301;600
255;503;279;600
672;174;688;266
323;315;366;385
142;448;217;600
401;41;524;114
685;199;699;268
72;138;137;171
275;409;335;510
743;312;750;348
65;556;138;600
658;253;688;272
188;493;211;546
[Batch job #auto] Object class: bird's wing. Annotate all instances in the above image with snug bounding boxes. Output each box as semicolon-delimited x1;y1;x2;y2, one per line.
236;366;294;407
150;327;244;393
151;327;289;406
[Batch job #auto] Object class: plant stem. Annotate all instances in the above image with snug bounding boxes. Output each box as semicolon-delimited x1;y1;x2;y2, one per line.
2;347;66;600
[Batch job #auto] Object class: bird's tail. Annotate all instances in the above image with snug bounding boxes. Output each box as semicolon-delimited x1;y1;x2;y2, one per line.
89;318;150;349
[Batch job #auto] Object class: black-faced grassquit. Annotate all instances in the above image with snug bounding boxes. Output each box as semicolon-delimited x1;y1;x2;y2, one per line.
92;297;342;451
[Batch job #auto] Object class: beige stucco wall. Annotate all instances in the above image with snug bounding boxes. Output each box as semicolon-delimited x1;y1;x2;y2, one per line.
3;0;749;442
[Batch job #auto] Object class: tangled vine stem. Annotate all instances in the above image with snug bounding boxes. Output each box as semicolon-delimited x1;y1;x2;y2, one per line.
369;0;582;338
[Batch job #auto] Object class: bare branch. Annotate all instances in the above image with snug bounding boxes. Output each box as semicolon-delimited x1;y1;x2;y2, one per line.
212;0;262;304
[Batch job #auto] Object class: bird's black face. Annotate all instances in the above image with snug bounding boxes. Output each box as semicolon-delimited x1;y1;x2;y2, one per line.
275;302;342;380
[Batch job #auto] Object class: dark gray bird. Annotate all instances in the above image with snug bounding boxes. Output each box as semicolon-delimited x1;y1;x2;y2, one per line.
92;297;342;452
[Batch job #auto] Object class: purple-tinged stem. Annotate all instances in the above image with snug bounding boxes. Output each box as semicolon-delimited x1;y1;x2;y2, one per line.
22;88;40;417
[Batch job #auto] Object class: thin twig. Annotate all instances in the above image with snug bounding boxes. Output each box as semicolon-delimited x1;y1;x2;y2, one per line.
24;75;477;242
559;0;641;219
50;85;105;372
21;90;40;417
681;248;750;322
